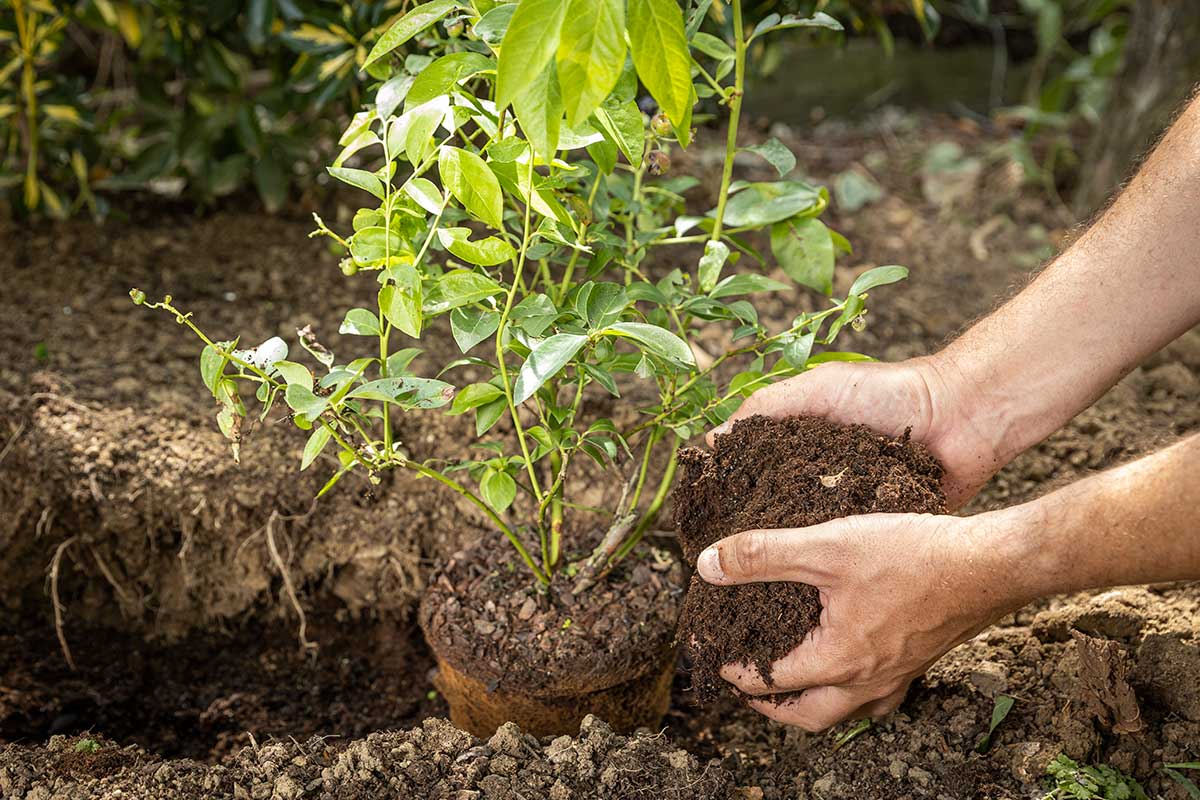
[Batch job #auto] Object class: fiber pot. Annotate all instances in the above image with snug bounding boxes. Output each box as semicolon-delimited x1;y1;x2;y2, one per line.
418;536;685;737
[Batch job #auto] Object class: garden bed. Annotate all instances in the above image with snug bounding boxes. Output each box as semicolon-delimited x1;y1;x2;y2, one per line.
2;112;1198;798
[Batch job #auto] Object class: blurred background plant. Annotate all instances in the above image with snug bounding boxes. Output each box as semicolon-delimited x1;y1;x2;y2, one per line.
0;0;1170;219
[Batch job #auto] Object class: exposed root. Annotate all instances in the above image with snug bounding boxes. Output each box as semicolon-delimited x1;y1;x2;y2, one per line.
264;509;318;656
0;419;26;467
47;536;79;670
90;545;133;611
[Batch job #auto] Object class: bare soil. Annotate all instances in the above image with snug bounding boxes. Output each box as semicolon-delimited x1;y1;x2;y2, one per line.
2;110;1198;797
674;416;945;703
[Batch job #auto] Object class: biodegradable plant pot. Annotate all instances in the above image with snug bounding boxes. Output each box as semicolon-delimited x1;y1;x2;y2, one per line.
419;536;685;737
674;415;947;703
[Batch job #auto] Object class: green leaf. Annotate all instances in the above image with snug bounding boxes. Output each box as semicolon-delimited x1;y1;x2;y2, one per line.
350;226;405;266
274;360;314;390
449;382;505;415
200;344;229;396
407;52;495;107
403;102;446;166
405;177;444;214
974;695;1015;754
583;282;628;329
806;351;873;365
474;3;516;45
450;307;500;352
772;216;835;296
741;138;795;178
849;265;908;296
475;396;507;435
513;333;588;404
628;0;693;130
511;293;559;337
301;425;332;471
284;384;328;419
364;0;463;68
592;101;644;168
512;60;563;162
557;0;625;126
381;284;423;338
697;240;729;292
480;468;517;512
602;321;694;368
587;138;618;174
438;146;504;230
782;332;815;368
710;273;788;298
339;308;383;337
424;269;505;314
438;227;516;266
494;0;569;111
347;376;455;408
327;166;385;200
749;12;843;43
386;348;423;375
690;31;734;60
721;180;822;227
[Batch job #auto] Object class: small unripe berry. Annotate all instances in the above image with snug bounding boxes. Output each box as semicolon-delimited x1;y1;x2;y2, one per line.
340;259;358;276
444;18;464;37
650;113;672;137
851;315;867;332
647;150;670;176
129;288;146;305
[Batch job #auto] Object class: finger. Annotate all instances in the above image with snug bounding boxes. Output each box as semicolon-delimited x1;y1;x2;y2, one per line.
746;686;863;732
695;523;850;586
719;625;850;695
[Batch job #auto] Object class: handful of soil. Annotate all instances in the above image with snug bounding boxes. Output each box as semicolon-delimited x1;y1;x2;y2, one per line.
673;415;946;703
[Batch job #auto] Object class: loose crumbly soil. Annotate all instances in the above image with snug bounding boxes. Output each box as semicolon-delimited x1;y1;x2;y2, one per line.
2;110;1199;797
674;416;946;703
420;536;685;697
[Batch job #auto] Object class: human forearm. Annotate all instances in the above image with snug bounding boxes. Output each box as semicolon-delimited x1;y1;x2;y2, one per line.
997;433;1200;603
932;91;1200;466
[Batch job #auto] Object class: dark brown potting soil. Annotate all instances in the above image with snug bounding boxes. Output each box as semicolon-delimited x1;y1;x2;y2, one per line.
674;415;946;702
420;534;685;698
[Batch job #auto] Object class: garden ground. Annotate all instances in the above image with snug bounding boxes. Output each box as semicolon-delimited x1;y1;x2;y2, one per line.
1;110;1198;798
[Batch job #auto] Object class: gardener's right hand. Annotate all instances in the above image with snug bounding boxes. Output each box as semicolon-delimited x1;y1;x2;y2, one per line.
707;357;999;509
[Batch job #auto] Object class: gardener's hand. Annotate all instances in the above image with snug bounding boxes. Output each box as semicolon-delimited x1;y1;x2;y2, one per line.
707;358;999;509
695;510;1032;731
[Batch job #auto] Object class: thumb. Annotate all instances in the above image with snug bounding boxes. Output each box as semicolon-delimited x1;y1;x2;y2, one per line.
696;526;847;586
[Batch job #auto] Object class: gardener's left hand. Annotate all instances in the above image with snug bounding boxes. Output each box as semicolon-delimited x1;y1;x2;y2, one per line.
695;510;1030;731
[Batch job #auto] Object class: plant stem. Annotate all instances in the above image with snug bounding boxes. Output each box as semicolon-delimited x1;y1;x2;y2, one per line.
408;460;549;584
13;0;39;210
612;440;680;564
710;0;746;243
495;157;546;507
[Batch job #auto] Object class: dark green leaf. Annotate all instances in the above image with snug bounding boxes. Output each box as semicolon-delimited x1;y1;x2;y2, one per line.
710;273;788;298
749;11;843;43
327;166;385;200
339;308;383;337
451;307;500;352
348;376;455;408
480;468;517;512
511;293;559;337
474;3;516;45
721;181;822;227
740;138;795;178
690;31;733;60
475;396;507;435
974;695;1014;754
592;101;644;168
772;216;835;295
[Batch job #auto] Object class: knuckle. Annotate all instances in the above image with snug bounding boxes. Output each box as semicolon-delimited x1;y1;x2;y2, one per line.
732;530;770;577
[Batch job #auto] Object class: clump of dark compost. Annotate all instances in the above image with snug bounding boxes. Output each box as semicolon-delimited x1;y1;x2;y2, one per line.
673;415;946;702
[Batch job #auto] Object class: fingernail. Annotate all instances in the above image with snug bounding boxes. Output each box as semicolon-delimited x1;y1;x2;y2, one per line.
697;546;725;583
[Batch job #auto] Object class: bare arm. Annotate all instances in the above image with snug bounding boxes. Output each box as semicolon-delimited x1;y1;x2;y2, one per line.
936;89;1200;474
712;90;1200;508
696;433;1200;731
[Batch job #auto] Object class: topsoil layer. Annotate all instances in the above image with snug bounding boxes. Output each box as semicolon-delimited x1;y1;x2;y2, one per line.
674;415;946;702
